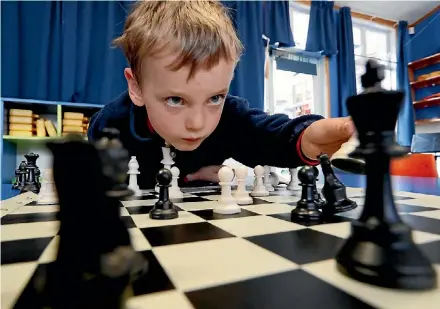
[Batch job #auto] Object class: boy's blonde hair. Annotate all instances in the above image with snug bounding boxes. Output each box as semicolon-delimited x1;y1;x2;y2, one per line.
113;1;244;81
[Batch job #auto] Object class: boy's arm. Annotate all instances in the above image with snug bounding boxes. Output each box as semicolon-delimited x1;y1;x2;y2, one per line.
225;97;324;168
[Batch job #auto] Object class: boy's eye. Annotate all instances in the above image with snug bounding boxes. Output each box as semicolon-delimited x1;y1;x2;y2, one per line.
166;97;184;106
209;95;225;105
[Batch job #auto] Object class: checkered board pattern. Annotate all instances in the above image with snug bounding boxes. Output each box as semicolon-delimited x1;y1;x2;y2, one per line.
2;185;440;309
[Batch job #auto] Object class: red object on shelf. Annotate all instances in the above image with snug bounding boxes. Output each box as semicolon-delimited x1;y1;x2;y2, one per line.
391;154;438;177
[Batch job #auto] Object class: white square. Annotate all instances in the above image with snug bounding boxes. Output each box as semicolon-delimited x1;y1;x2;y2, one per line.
209;215;305;237
257;195;298;203
1;262;38;309
410;210;440;220
241;203;295;215
10;205;59;215
396;197;440;209
127;290;195;309
152;237;298;292
39;235;60;263
121;199;156;207
129;227;152;251
174;200;219;211
1;221;60;241
303;260;440;309
311;222;440;245
131;211;205;229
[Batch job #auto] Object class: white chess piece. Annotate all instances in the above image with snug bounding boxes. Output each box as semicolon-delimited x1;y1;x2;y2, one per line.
234;165;253;205
169;166;183;199
161;147;175;169
287;168;297;191
263;165;275;191
37;169;58;205
214;166;241;214
128;156;142;196
250;165;269;197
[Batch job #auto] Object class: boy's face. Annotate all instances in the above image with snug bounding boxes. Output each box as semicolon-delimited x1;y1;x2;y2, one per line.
125;52;236;151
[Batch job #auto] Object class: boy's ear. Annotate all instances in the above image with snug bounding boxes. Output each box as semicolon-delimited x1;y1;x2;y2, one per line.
124;68;144;107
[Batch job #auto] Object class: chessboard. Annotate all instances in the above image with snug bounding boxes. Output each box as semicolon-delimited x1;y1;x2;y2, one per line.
2;184;440;309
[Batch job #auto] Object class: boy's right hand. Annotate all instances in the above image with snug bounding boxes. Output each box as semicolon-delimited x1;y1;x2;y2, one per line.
185;165;226;183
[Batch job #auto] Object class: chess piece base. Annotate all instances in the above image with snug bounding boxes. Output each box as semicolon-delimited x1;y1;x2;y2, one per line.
336;221;437;290
235;195;253;205
291;201;322;221
333;198;357;213
331;158;366;175
149;202;178;220
214;205;241;215
21;182;39;194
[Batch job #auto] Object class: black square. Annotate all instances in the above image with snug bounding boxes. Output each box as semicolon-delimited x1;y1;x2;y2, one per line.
401;214;440;235
120;193;157;201
1;212;58;225
189;209;259;220
1;237;54;265
125;205;155;215
246;229;345;265
140;222;234;247
131;250;175;296
250;197;276;205
174;196;211;203
121;216;136;228
270;212;353;227
185;269;375;309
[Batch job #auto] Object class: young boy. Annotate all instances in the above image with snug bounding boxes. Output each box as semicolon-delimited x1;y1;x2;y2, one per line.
88;1;354;189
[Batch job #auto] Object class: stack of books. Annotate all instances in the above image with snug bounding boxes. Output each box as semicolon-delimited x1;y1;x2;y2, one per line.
62;112;89;136
7;109;57;137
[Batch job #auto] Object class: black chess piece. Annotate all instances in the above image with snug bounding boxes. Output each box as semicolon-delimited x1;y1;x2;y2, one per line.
335;60;437;290
312;166;326;207
319;154;357;214
38;128;148;309
35;167;41;189
12;161;27;190
150;168;178;220
21;152;40;194
291;166;322;221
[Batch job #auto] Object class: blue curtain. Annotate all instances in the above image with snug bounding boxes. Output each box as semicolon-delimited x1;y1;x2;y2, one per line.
329;7;357;117
396;21;415;147
1;1;131;104
263;1;295;47
305;1;337;55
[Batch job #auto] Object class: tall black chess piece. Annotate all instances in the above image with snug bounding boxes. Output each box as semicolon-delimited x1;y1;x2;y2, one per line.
291;166;322;221
38;129;148;309
21;152;40;194
150;168;179;220
319;154;357;214
312;166;326;207
335;60;437;290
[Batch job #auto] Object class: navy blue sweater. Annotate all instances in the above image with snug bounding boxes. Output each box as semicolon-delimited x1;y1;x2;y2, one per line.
87;91;324;189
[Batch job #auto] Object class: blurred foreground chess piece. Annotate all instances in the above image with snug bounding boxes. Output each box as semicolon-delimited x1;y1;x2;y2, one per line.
335;60;437;290
37;128;148;309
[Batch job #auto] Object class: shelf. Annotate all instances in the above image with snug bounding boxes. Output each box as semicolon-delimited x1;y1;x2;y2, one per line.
410;74;440;90
408;53;440;71
413;95;440;109
416;118;440;125
3;135;88;142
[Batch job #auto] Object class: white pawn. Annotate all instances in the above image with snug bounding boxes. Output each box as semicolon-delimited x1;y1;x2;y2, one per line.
214;166;241;214
287;168;297;191
169;166;183;199
251;165;269;197
263;165;275;191
161;147;175;169
128;156;142;196
37;169;58;205
234;165;253;205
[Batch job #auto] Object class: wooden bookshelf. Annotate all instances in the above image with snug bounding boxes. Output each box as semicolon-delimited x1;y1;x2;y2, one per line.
408;53;440;124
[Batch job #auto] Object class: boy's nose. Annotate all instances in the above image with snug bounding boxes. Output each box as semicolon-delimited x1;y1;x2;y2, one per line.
186;111;205;132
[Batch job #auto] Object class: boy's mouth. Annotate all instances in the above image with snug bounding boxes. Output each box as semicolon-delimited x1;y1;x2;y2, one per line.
182;137;202;143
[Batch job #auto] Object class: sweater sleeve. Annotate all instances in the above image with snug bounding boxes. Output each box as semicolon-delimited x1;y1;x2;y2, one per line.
225;96;323;168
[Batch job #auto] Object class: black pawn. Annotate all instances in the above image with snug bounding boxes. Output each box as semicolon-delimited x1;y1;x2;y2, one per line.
312;166;326;208
21;152;40;194
291;166;322;221
150;168;178;220
319;154;357;214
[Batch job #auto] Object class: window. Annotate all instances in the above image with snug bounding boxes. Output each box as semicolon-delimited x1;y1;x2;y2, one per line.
290;8;310;49
353;19;397;92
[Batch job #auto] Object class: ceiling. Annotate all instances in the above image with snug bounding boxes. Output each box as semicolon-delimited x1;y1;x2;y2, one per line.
334;1;439;24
